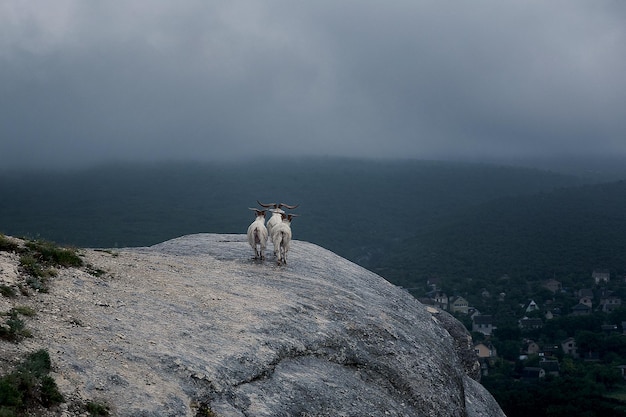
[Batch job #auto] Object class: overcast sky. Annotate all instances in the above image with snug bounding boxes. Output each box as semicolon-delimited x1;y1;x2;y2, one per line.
1;1;625;169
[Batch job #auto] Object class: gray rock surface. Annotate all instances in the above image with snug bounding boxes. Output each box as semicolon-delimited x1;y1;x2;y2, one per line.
1;233;505;416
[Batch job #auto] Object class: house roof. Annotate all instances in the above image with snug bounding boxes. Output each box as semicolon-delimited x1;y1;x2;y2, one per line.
539;360;560;372
519;317;543;327
571;303;591;312
522;367;544;378
473;315;493;324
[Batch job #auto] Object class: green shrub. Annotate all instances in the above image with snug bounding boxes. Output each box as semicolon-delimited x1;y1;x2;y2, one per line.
0;307;35;341
0;235;18;253
40;376;64;406
86;401;110;416
0;349;64;414
86;265;106;277
19;255;56;293
0;379;22;408
25;240;83;268
0;310;32;342
19;255;56;278
19;350;51;378
10;307;35;317
17;240;83;291
0;286;16;298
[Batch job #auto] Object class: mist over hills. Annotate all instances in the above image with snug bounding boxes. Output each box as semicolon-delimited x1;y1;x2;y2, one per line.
1;157;625;290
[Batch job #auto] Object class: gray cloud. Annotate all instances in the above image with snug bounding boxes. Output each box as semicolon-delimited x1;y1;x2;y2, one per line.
1;0;625;168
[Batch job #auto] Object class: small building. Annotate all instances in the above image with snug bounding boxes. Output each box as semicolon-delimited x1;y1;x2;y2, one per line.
548;307;562;319
521;367;545;380
539;360;560;377
593;270;610;284
524;341;540;355
433;291;449;311
519;317;543;330
472;315;495;336
600;296;622;313
540;345;561;358
474;342;497;360
601;324;619;334
561;337;579;358
525;300;539;313
579;296;593;309
543;279;562;294
449;296;469;315
571;303;591;316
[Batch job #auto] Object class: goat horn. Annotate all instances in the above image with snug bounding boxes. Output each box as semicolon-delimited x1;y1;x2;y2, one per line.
257;200;278;208
279;203;299;209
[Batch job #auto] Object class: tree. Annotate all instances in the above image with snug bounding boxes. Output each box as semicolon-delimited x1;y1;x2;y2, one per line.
576;330;604;357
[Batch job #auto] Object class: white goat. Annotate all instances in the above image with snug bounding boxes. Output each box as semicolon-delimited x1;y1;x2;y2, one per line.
271;213;297;266
246;208;268;260
257;201;298;238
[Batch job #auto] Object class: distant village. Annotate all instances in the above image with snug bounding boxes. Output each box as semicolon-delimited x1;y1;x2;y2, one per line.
414;270;626;381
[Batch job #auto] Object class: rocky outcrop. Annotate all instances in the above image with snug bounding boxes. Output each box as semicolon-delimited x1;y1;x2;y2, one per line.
1;234;505;416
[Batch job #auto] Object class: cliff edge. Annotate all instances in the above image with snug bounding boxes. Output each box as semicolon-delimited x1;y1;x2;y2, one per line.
0;234;505;416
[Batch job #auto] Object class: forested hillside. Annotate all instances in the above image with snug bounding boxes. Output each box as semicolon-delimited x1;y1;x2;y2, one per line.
0;158;583;263
4;157;626;415
374;180;626;290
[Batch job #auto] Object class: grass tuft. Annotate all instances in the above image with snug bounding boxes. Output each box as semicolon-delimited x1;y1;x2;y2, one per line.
10;306;35;317
24;240;83;268
86;401;110;416
16;239;83;292
0;235;19;252
0;285;16;298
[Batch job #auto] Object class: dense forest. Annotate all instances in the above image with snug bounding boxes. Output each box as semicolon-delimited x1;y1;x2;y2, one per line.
375;180;626;289
3;157;626;415
0;157;588;252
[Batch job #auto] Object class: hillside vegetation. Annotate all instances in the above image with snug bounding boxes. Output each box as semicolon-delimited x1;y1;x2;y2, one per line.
375;180;626;289
4;157;626;415
2;157;624;290
0;158;585;261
